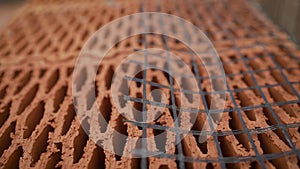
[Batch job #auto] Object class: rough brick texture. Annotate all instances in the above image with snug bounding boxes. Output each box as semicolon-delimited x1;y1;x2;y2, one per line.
0;0;299;169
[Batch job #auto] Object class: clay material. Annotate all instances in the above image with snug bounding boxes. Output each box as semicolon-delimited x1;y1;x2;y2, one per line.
0;0;299;168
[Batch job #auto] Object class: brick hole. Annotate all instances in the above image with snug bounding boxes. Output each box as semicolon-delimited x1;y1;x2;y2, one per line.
113;115;128;161
120;8;125;15
262;107;290;146
105;65;114;90
211;77;226;91
0;121;16;156
14;70;32;94
138;35;144;46
118;95;126;108
268;87;296;118
117;20;123;29
168;91;180;121
64;38;74;51
118;78;129;108
153;127;167;153
94;80;99;99
229;55;238;63
181;76;194;103
14;33;25;46
16;42;29;55
35;32;46;44
88;38;98;49
125;41;131;47
174;145;178;159
81;30;89;42
163;62;175;85
53;85;67;113
149;40;155;46
12;70;20;80
114;35;121;48
270;71;294;95
3;51;11;57
134;65;143;88
149;61;157;69
190;62;199;79
271;52;289;69
133;92;143;122
258;133;288;168
23;101;45;139
175;59;184;69
0;41;7;51
206;163;214;169
68;16;76;26
27;49;33;55
53;24;62;34
3;146;23;169
0;85;8;100
47;69;59;93
87;145;105;169
218;136;241;169
16;84;39;115
130;154;141;168
184;161;194;169
101;9;107;15
121;63;129;73
247;60;265;79
75;67;87;91
100;44;107;51
174;39;181;45
0;101;11;129
150;76;162;102
99;96;112;133
229;111;251;151
58;31;67;42
61;104;76;135
250;161;260;169
203;88;211;109
196;134;208;154
40;40;51;52
45;151;62;169
158;165;169;169
241;76;260;96
119;78;130;95
31;24;41;35
39;68;47;78
191;113;208;153
233;86;256;121
174;96;181;110
108;14;114;22
126;27;132;36
95;21;103;30
67;67;74;77
30;125;54;166
74;22;82;33
174;146;185;168
86;87;95;111
52;47;58;54
104;28;110;39
73;119;89;164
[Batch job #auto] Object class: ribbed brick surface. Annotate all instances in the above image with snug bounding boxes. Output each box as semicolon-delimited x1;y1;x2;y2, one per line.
0;0;299;168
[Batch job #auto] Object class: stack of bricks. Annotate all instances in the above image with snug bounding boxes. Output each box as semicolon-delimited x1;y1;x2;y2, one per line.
0;0;299;168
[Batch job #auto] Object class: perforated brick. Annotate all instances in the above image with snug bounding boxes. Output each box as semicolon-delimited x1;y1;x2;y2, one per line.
0;0;299;169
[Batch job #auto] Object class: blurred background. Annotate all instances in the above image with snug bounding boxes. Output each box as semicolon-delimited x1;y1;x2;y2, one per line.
0;0;24;27
2;0;299;43
256;0;300;44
